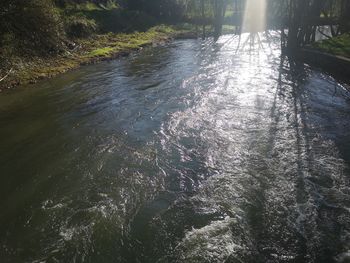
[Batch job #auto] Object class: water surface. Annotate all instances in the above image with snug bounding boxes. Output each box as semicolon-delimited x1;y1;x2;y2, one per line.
1;33;350;263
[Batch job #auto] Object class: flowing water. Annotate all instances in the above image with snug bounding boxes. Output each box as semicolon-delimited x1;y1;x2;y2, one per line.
1;33;350;263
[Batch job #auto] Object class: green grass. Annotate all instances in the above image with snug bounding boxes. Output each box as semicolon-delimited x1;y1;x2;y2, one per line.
312;33;350;58
65;1;118;11
86;25;180;58
88;47;114;57
225;10;234;18
0;25;195;91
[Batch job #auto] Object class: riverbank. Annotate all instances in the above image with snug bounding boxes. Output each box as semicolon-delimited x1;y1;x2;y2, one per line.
299;33;350;82
312;33;350;58
300;48;350;78
0;25;195;92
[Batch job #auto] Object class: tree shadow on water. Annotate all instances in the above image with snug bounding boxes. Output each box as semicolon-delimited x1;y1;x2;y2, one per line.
284;57;350;263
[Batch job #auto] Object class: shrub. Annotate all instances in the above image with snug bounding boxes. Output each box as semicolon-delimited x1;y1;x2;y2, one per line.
64;14;98;38
0;0;65;55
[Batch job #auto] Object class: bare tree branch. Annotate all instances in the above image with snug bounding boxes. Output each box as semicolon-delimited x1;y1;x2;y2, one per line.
0;68;13;82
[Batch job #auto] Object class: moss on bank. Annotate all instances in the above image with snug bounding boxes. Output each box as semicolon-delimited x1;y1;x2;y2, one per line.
312;33;350;58
0;25;194;91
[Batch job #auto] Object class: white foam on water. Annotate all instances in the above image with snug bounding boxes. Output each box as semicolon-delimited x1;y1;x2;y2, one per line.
174;217;245;262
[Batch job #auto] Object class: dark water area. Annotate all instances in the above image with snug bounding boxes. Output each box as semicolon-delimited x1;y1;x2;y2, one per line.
1;32;350;263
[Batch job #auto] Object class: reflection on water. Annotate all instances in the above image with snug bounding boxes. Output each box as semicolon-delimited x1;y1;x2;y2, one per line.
0;33;350;263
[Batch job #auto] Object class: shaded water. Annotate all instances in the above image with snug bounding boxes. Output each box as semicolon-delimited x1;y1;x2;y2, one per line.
1;33;350;263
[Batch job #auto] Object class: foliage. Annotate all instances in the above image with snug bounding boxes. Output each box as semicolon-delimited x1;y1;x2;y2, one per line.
80;9;157;33
312;33;350;58
0;0;64;56
127;0;186;21
64;14;98;38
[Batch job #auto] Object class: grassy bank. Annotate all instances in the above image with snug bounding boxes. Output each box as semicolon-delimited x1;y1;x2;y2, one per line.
312;33;350;58
0;1;239;92
0;25;194;92
0;1;196;92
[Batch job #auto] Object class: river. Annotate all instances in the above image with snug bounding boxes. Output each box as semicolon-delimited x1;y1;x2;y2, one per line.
1;33;350;263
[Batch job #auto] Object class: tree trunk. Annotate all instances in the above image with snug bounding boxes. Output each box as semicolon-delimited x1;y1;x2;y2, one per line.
214;0;224;40
340;0;350;33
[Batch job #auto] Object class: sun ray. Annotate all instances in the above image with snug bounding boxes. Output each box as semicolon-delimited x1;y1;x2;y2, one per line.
242;0;267;33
